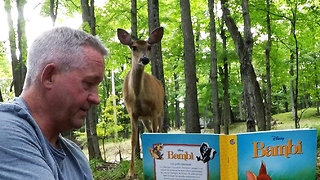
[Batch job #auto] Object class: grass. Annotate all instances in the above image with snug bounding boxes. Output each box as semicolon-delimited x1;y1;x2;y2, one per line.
89;108;320;179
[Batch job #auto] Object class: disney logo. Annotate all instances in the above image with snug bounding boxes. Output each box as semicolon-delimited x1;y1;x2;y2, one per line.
272;136;284;141
177;149;184;152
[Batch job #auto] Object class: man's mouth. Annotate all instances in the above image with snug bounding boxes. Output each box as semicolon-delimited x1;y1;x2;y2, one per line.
80;108;88;113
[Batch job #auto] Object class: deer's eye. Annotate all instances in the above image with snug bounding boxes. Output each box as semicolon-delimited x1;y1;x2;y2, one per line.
147;46;151;51
131;46;137;51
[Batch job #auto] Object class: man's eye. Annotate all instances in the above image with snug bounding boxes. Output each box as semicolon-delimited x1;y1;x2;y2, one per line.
83;82;93;89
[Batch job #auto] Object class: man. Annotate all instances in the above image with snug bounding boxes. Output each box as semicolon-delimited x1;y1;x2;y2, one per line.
0;27;108;180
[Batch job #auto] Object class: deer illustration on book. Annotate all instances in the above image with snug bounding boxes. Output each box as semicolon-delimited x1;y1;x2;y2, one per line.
196;142;217;163
246;161;272;180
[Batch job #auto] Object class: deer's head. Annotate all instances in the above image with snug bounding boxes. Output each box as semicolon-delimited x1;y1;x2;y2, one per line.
117;27;163;66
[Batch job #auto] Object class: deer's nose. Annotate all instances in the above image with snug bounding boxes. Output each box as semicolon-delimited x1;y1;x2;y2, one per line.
140;57;150;65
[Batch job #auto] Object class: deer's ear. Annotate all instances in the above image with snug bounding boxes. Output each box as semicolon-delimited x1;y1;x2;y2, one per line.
147;27;163;44
246;171;257;180
117;28;132;46
259;161;267;175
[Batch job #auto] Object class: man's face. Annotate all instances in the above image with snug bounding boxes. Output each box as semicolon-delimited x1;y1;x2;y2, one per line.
49;46;105;131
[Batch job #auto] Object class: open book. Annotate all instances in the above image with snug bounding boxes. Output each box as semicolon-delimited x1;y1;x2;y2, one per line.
141;128;317;180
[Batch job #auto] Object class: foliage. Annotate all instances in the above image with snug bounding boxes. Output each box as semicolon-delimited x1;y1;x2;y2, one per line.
98;94;128;140
90;159;144;180
0;42;11;78
40;0;81;18
0;42;13;101
73;131;87;148
1;0;320;136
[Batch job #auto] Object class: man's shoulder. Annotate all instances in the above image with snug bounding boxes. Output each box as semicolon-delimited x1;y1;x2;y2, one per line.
0;97;43;149
0;98;36;129
0;97;30;119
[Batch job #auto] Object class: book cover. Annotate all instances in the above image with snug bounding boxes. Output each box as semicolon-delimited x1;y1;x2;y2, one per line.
141;133;221;180
141;129;317;180
236;129;317;180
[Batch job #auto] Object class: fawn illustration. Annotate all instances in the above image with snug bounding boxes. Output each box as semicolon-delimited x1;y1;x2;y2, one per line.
246;161;272;180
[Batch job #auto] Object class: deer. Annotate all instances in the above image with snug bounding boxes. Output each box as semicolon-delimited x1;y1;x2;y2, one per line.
117;27;164;179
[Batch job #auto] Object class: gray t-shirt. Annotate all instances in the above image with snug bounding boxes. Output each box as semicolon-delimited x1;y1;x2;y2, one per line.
0;97;94;180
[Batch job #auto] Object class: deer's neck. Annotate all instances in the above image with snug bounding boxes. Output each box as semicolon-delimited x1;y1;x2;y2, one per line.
130;64;145;96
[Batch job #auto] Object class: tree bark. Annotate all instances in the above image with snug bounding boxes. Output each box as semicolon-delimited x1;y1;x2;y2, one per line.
81;0;102;160
148;0;169;133
131;0;137;38
16;0;27;92
220;24;231;134
265;0;272;130
4;0;26;97
221;0;266;132
49;0;58;26
0;89;3;102
179;0;200;133
130;0;143;160
207;0;220;134
86;105;102;160
174;70;181;129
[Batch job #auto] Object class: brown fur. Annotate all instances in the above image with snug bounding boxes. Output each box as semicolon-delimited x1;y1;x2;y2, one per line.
117;27;164;179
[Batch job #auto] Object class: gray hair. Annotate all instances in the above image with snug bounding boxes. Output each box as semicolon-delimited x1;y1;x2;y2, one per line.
24;26;108;87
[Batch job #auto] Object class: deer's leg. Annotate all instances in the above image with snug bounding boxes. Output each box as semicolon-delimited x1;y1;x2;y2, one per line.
157;113;164;133
141;118;153;132
127;115;138;179
152;113;160;133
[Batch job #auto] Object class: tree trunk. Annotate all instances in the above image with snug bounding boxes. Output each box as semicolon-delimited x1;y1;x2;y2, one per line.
0;89;3;102
207;0;220;134
287;2;299;128
86;105;102;160
129;0;143;160
81;0;96;34
315;65;320;115
174;70;181;129
221;0;266;132
148;0;169;133
220;23;231;134
81;0;102;160
49;0;58;26
265;0;272;130
16;0;27;95
179;0;200;133
131;0;137;38
4;0;26;97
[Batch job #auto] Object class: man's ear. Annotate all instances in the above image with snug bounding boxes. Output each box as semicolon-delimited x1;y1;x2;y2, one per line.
41;63;57;89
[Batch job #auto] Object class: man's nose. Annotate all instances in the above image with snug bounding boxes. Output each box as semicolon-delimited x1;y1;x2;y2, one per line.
88;92;100;105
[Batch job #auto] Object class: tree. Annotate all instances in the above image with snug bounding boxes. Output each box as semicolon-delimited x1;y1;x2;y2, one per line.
4;0;27;97
219;21;232;134
287;1;299;128
221;0;266;132
0;89;3;102
265;0;272;130
148;0;169;133
179;0;200;133
130;0;143;161
207;0;220;134
49;0;58;26
81;0;102;160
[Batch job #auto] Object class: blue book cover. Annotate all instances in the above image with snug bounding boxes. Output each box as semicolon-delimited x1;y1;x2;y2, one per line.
141;133;221;180
141;129;317;180
237;129;317;180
